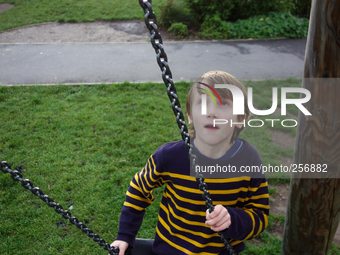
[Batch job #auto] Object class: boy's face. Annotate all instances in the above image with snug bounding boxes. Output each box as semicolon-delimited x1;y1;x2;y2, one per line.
188;86;243;150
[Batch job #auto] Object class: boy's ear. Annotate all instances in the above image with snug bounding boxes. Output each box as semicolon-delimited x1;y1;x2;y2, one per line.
187;113;192;124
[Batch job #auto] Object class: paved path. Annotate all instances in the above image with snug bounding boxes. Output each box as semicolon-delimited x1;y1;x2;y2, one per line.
0;38;306;85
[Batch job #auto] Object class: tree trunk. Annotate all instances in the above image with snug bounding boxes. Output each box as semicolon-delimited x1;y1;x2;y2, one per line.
281;0;340;254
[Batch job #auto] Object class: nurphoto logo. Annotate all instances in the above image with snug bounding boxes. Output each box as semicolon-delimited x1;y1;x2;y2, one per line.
199;83;312;128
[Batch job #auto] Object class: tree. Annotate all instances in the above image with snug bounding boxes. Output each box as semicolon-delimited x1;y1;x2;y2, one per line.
281;0;340;254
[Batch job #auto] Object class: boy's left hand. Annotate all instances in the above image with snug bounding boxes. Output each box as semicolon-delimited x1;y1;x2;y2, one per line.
205;205;231;232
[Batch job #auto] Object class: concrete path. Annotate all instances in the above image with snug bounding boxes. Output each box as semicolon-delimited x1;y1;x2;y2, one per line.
0;38;306;85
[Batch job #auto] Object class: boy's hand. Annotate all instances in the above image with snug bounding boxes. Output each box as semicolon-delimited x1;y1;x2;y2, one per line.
205;205;231;232
109;240;129;255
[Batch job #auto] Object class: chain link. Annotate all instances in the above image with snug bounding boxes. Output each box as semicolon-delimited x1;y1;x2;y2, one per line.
138;1;237;254
0;161;119;255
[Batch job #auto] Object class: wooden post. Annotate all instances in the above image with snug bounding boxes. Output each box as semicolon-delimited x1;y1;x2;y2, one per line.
281;0;340;254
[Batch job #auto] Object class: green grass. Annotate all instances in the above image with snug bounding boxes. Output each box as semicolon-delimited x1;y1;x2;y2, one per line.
0;0;166;32
268;187;277;196
1;80;339;254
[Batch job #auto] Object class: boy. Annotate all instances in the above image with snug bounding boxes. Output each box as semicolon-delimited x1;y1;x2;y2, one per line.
111;71;269;254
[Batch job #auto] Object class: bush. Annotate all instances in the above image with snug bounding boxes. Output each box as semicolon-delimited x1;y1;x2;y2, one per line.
230;0;294;21
168;22;188;39
228;12;309;39
186;0;234;22
186;0;295;22
291;0;312;18
200;13;230;39
159;0;198;29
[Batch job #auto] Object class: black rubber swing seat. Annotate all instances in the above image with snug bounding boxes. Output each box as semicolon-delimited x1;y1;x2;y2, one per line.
126;238;156;255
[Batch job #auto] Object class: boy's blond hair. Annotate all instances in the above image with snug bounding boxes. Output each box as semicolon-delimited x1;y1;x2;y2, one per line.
185;71;250;144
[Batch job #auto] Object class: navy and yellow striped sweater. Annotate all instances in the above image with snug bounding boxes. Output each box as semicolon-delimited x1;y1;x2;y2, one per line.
116;140;269;254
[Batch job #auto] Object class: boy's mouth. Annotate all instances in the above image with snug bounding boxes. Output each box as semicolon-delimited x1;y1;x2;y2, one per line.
204;124;219;129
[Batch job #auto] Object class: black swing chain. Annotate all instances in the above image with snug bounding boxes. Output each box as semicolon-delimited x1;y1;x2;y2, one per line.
138;1;237;254
0;161;119;255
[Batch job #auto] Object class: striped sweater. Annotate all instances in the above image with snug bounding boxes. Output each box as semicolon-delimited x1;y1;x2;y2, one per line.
116;140;269;254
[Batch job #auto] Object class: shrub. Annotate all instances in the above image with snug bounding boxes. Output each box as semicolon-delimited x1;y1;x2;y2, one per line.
159;0;198;29
186;0;295;22
186;0;234;22
291;0;312;18
168;22;188;39
228;12;309;39
200;13;230;39
230;0;294;21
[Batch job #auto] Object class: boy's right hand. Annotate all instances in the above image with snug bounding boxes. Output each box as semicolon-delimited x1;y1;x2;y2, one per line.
109;240;129;255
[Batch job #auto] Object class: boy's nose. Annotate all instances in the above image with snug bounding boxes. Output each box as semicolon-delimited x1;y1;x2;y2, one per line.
206;102;218;118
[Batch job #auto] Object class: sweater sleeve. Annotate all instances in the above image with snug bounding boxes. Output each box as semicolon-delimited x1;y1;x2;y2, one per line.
115;152;166;247
222;177;269;243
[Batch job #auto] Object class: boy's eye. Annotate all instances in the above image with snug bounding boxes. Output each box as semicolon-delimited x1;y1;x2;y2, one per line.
218;102;228;107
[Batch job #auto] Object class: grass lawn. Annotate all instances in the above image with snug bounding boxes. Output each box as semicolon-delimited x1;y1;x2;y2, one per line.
0;0;166;32
1;80;339;254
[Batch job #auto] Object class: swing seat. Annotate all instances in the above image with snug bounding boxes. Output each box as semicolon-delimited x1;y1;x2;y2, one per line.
127;238;156;255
